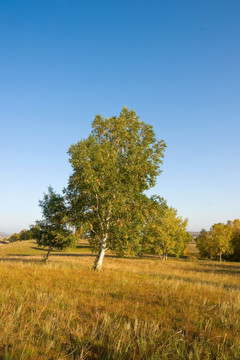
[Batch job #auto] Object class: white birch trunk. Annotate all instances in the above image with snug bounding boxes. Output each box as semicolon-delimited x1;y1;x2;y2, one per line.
163;253;167;261
93;234;107;270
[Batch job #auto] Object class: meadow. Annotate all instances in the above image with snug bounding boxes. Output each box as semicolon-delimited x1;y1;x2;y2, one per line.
0;241;240;359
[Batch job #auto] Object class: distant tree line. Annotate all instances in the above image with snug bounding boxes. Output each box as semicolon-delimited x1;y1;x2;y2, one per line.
196;219;240;261
6;229;32;243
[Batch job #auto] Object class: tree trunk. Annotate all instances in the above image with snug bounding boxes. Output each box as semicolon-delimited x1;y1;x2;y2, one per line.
45;246;52;262
93;235;107;270
220;252;222;262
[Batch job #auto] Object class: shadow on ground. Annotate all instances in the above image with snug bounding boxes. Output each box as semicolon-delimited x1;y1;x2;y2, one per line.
181;266;240;276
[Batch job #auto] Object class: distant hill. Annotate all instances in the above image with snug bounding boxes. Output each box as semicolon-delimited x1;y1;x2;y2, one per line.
0;232;10;238
0;232;10;245
189;232;200;240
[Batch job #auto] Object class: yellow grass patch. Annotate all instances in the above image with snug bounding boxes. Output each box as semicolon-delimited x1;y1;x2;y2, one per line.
0;241;240;359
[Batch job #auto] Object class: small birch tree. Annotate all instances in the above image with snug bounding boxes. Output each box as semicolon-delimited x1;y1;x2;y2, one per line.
31;187;76;261
209;223;233;262
145;196;190;260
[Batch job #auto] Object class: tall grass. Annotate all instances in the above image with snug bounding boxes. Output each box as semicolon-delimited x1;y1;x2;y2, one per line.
0;242;240;359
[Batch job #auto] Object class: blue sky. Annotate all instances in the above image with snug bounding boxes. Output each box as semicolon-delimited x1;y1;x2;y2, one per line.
0;0;239;233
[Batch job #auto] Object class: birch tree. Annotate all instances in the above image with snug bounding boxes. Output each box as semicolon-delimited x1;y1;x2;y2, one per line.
66;107;166;270
32;187;76;261
211;223;233;261
196;222;233;261
145;196;190;260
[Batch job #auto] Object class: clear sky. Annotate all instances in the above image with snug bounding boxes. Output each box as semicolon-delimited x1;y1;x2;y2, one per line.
0;0;239;233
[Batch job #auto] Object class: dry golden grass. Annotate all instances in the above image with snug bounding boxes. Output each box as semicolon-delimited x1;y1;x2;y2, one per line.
185;241;200;259
0;241;240;359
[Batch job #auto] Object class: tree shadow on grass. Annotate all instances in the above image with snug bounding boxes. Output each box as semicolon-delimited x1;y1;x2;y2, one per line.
0;252;162;265
199;262;240;270
22;247;163;260
0;257;43;264
0;252;123;263
76;244;92;249
181;266;240;276
192;261;240;272
151;272;240;291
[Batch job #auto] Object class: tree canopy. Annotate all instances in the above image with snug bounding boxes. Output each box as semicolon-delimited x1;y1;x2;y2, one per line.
31;187;76;261
66;107;166;269
8;233;20;243
19;229;31;241
144;196;191;260
196;221;235;261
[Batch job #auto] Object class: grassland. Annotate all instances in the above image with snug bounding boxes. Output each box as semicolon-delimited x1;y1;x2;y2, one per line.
0;241;240;359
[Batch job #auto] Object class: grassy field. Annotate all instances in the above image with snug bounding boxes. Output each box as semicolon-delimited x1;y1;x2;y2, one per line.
0;241;240;359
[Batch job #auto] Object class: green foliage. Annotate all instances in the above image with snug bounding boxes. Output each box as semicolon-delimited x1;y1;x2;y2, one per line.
66;107;166;268
19;229;31;241
8;233;20;242
31;187;76;260
8;229;31;243
195;229;210;258
224;219;240;261
196;222;233;261
105;194;151;257
145;196;191;259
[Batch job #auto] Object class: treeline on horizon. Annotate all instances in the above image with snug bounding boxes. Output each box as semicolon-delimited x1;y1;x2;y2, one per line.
8;217;240;263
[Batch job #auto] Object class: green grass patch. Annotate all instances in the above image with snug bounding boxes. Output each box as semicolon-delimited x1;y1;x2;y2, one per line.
0;240;92;257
